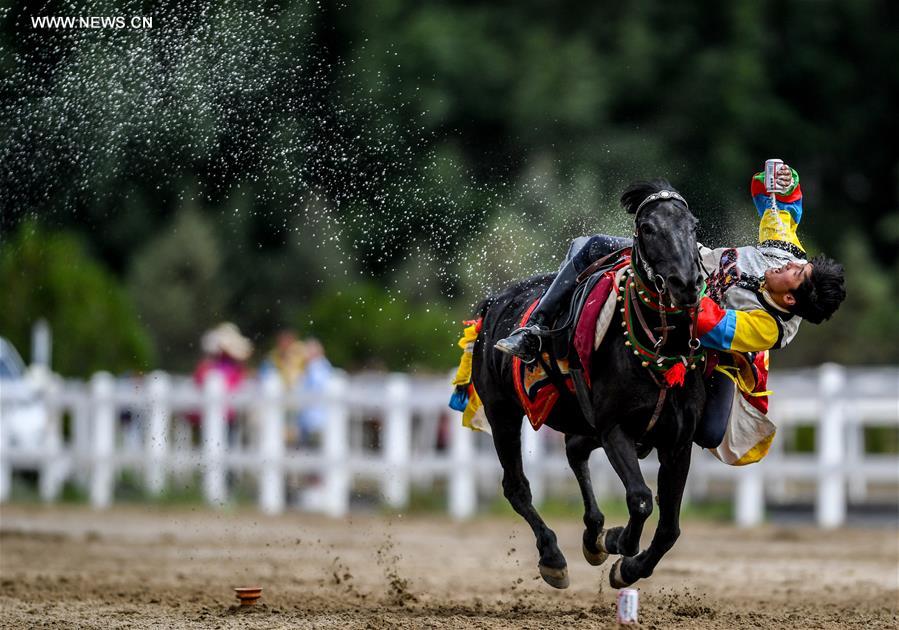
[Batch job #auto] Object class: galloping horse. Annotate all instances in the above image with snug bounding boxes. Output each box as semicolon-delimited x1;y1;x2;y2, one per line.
471;180;707;589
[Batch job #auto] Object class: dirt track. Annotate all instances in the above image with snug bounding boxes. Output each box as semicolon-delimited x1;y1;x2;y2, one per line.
0;505;896;629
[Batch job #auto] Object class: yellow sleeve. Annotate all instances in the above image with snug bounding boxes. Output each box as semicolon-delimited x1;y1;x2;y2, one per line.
759;210;803;251
730;309;782;353
752;168;804;252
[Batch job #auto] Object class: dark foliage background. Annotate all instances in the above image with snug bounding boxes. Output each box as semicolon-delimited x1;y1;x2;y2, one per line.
1;0;897;375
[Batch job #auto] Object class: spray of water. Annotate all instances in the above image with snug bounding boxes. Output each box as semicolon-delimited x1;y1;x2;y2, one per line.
1;1;652;342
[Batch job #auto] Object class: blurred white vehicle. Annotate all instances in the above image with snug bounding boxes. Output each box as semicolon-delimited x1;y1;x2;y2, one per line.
0;337;49;450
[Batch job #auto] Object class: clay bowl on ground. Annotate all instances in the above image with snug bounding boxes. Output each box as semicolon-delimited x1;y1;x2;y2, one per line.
234;587;263;606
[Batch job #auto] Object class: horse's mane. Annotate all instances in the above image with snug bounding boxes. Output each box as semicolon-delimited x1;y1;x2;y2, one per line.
620;178;681;214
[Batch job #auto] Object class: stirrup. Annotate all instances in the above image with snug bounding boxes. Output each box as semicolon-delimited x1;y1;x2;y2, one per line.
517;325;543;364
496;325;543;363
515;324;546;343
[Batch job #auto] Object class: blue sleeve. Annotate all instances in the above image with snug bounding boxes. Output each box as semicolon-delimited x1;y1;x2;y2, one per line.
699;311;738;351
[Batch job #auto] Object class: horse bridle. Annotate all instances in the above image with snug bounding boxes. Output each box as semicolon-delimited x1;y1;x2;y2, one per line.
626;189;705;435
631;189;690;295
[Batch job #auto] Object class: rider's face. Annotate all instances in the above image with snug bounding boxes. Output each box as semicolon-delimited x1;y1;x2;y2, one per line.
764;261;812;309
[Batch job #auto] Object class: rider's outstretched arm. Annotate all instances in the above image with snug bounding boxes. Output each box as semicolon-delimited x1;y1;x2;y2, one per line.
751;166;805;252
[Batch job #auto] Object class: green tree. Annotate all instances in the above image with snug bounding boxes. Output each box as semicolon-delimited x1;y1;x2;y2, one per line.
297;281;460;372
780;231;899;367
0;222;152;376
3;0;897;368
127;203;227;372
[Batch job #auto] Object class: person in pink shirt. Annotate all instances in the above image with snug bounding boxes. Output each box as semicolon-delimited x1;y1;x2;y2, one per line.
192;322;253;426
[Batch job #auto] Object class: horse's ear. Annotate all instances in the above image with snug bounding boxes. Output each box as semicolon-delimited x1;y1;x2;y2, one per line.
620;178;674;214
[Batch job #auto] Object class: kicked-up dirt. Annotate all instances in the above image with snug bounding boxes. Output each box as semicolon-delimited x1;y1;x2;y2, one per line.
0;504;896;629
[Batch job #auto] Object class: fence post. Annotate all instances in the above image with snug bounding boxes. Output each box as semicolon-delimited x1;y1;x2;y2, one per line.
258;372;285;515
31;319;52;368
71;391;92;488
90;372;116;508
766;429;788;503
449;413;476;520
521;420;544;506
382;374;412;509
845;415;867;503
0;388;10;502
322;373;350;517
735;466;764;527
817;363;846;528
202;372;228;507
39;375;65;502
145;371;170;496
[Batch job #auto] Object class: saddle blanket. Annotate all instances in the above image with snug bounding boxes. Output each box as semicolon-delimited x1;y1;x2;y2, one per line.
513;267;625;430
448;267;625;435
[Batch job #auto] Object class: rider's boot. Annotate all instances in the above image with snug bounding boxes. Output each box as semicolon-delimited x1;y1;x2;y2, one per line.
494;258;581;363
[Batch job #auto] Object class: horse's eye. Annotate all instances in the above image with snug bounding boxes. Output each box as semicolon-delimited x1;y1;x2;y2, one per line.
641;224;655;236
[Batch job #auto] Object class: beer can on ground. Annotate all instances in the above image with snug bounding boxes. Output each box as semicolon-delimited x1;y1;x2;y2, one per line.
765;158;785;194
616;588;639;624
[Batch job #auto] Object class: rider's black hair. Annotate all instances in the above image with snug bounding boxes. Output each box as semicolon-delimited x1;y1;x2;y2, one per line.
790;254;846;324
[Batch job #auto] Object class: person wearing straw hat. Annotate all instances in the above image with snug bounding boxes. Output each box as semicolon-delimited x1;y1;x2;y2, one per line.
192;322;254;427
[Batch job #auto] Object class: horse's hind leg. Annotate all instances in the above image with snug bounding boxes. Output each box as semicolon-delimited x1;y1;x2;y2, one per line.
489;405;568;589
610;445;691;588
601;424;654;558
564;434;608;566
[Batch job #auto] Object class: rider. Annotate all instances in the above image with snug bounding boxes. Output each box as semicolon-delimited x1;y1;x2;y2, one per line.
495;163;846;448
690;163;845;449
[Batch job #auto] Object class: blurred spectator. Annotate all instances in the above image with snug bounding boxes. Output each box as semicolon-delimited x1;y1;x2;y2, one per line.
290;337;332;510
259;330;306;388
297;337;332;447
191;322;253;427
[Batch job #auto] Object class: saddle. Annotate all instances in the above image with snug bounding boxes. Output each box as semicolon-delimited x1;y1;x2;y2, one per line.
513;251;631;430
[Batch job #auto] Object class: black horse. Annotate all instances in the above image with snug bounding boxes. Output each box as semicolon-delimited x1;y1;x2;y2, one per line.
471;180;707;589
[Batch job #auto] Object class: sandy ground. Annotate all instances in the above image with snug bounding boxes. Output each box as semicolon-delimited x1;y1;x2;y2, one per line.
0;504;897;629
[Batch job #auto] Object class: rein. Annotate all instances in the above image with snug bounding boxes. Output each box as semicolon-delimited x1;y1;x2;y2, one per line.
618;270;705;377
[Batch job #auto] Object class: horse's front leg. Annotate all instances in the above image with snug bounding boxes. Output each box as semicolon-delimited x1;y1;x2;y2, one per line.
600;424;653;558
489;405;569;588
610;444;692;588
564;433;608;566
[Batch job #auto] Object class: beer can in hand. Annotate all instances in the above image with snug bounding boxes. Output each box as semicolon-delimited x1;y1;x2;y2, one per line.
616;588;639;624
765;158;785;194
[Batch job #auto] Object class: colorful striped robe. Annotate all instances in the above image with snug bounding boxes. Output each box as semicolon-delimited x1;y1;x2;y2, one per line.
694;168;806;465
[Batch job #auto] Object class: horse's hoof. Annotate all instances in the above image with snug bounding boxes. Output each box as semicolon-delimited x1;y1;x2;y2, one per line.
598;528;611;555
538;563;570;589
608;558;635;589
583;529;609;566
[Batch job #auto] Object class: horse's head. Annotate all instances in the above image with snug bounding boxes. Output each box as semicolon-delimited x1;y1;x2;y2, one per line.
621;179;702;308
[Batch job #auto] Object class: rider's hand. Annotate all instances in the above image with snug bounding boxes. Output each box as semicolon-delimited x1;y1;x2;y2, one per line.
775;164;794;191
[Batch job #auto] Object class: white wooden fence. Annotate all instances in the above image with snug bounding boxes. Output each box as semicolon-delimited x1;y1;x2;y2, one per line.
0;364;896;528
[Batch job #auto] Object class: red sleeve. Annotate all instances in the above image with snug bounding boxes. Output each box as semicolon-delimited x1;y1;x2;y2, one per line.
696;296;726;338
